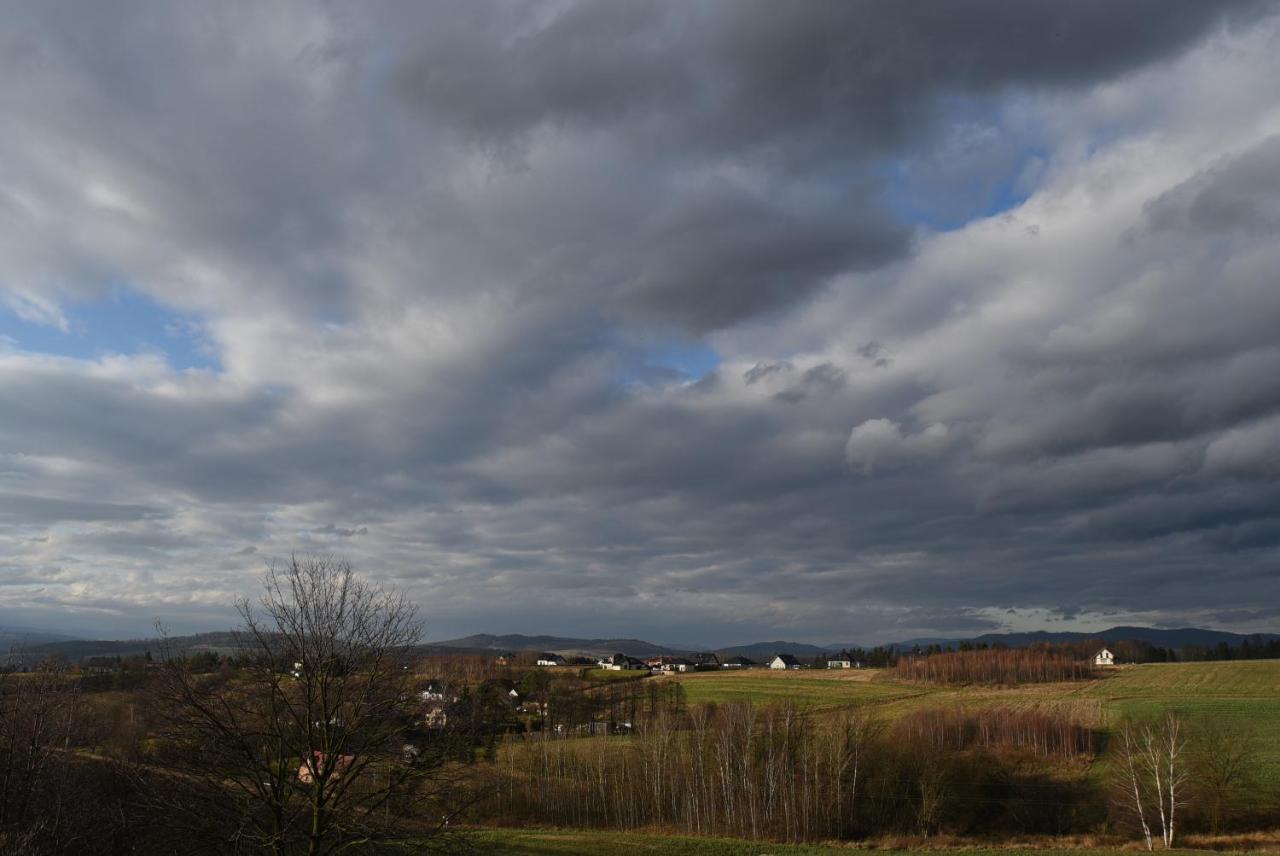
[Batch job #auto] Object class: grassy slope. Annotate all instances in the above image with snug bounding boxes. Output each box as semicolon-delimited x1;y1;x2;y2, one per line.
670;660;1280;781
668;669;929;709
1084;660;1280;787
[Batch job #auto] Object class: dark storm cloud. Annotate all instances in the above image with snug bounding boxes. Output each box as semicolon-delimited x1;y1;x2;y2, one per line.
0;1;1278;642
616;181;909;330
394;1;1264;157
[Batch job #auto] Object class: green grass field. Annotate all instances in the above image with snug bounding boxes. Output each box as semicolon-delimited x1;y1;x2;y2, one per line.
1084;661;1280;787
667;669;928;709
669;660;1280;783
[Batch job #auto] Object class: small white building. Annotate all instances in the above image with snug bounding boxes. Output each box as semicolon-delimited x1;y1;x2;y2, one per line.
1094;647;1115;667
827;656;853;669
536;653;566;667
769;654;801;670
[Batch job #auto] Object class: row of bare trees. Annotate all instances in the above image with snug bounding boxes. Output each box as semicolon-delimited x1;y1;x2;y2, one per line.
481;701;1108;841
892;648;1095;685
896;705;1101;758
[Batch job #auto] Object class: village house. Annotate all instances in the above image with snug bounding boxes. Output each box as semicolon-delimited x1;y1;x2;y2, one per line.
1094;647;1115;666
599;653;646;671
419;680;446;702
769;654;801;670
688;652;720;668
827;651;859;669
720;655;756;669
535;653;567;667
82;656;122;674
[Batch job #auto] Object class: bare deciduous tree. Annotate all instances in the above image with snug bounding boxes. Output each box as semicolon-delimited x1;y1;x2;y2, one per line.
1190;717;1257;833
1114;712;1188;850
156;556;462;855
0;664;81;842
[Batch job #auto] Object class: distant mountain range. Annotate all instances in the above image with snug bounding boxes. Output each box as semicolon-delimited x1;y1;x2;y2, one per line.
430;634;679;658
4;631;269;667
6;625;1276;664
890;626;1280;651
429;626;1280;660
0;625;79;650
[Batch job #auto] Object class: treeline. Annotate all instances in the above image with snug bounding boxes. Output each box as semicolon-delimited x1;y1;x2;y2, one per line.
896;706;1100;758
480;702;1100;841
1101;637;1280;663
891;648;1094;685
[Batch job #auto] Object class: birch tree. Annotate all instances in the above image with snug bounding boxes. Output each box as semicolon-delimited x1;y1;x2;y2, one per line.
1114;712;1187;850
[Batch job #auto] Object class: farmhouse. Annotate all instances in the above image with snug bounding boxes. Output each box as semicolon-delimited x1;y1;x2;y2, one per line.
419;680;446;702
535;653;566;667
721;656;756;669
769;654;801;670
647;656;695;672
827;652;857;669
1094;647;1115;666
688;652;720;667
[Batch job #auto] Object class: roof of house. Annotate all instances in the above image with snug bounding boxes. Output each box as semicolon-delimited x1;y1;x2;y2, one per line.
772;653;800;665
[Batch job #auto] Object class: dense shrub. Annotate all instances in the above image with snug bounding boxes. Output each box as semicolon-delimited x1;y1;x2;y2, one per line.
891;649;1094;685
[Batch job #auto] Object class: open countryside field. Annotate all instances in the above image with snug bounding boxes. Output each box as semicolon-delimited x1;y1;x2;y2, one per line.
1084;660;1280;787
666;667;929;709
670;660;1280;782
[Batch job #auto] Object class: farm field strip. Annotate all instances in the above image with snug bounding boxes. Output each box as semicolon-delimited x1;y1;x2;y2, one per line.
669;670;931;709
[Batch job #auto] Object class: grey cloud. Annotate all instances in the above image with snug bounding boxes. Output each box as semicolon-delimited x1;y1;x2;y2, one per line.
773;363;848;403
0;492;158;524
1145;135;1280;236
394;1;1264;160
314;524;369;538
618;181;909;330
744;361;794;385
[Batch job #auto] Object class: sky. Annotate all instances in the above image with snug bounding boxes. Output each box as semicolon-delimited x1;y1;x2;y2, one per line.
2;2;1279;647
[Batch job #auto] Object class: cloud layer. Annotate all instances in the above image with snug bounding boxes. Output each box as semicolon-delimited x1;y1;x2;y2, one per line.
1;2;1278;644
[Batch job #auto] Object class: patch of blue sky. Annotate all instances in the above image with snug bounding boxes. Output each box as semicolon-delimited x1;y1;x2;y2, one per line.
878;145;1048;233
610;333;721;389
0;286;218;370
